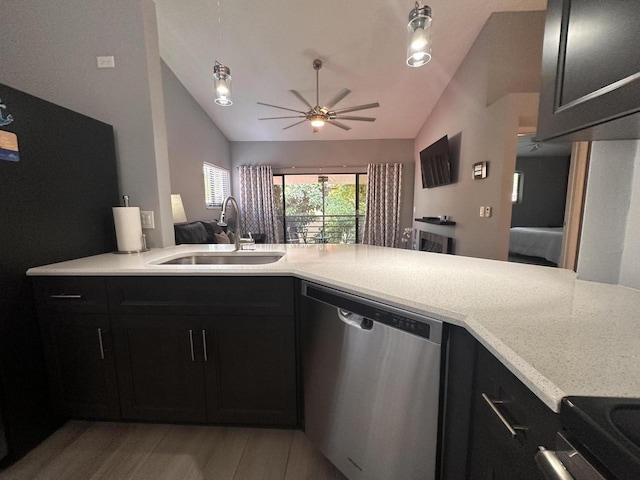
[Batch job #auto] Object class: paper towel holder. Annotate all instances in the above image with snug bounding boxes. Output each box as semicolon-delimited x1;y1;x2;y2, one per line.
113;195;150;254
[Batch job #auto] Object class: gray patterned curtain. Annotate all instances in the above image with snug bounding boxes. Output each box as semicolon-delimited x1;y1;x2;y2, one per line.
238;165;280;243
362;163;403;247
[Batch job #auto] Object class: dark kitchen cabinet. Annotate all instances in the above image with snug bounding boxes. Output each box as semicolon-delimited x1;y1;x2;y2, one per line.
203;315;297;426
111;314;207;423
107;276;298;426
466;344;559;480
537;0;640;141
33;277;120;419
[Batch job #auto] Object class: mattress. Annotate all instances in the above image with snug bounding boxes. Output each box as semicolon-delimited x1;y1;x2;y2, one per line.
509;227;564;265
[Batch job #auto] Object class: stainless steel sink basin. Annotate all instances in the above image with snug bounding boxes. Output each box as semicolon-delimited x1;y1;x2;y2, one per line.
158;253;284;265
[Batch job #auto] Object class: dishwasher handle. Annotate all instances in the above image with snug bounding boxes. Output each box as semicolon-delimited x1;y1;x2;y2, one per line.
337;309;373;330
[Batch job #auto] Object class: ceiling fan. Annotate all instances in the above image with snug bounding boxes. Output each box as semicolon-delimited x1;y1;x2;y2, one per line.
257;59;380;132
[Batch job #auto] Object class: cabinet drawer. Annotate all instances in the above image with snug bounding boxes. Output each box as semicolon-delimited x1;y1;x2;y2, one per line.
106;276;294;316
32;276;108;314
475;345;559;447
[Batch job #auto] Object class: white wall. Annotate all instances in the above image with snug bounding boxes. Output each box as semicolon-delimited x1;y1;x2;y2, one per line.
0;0;173;247
162;62;231;223
578;140;640;288
231;140;415;234
620;142;640;288
577;141;635;284
413;11;546;260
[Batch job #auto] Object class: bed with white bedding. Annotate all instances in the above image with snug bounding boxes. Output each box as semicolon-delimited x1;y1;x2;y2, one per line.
509;227;564;265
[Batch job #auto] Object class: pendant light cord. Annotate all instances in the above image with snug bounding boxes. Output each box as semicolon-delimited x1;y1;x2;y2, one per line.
217;0;223;60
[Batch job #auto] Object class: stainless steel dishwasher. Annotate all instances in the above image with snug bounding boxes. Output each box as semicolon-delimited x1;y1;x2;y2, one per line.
301;281;443;480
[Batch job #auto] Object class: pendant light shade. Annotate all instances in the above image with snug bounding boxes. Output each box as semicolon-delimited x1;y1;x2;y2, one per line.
213;62;233;106
406;3;432;67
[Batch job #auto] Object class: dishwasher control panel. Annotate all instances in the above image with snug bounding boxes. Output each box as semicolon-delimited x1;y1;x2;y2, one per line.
303;282;435;341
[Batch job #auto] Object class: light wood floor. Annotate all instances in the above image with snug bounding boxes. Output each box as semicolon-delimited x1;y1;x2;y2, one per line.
0;421;347;480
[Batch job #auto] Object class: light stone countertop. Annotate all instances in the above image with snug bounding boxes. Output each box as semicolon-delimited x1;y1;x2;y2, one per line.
27;243;640;413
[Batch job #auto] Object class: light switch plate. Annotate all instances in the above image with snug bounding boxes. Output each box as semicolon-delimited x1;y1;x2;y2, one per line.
97;56;115;68
479;206;485;217
140;210;155;229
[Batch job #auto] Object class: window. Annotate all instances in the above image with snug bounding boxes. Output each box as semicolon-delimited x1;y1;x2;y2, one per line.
512;171;524;203
203;163;230;208
273;173;367;244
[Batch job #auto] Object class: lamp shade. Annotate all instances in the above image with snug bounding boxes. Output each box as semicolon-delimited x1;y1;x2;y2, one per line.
406;4;432;67
171;194;188;223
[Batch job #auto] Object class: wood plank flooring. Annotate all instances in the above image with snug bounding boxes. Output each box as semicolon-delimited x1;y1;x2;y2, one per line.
0;422;346;480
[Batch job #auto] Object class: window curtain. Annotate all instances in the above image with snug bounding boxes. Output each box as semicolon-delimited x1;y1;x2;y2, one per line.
238;165;280;243
362;163;403;247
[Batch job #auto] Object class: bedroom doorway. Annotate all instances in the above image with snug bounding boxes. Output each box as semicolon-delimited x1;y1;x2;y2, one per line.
508;136;590;270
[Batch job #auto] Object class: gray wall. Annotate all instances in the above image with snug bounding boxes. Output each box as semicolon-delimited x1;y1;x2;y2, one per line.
0;0;174;247
619;141;640;288
162;62;231;223
578;140;638;286
511;156;570;227
413;11;546;260
231;140;415;236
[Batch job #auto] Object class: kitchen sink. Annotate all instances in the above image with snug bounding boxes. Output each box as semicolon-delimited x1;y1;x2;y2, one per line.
157;252;284;265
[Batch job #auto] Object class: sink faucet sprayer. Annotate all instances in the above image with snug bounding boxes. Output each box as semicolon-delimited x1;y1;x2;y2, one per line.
219;196;242;251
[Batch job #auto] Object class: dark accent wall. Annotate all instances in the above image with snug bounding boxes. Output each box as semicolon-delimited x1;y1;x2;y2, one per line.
511;155;570;227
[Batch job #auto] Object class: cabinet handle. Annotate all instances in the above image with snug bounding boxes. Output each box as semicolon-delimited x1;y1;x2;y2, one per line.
50;294;83;299
97;328;105;360
188;329;195;362
202;330;208;362
481;393;528;438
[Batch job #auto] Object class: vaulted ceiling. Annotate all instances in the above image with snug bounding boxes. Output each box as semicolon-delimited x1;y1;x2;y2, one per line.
155;0;547;142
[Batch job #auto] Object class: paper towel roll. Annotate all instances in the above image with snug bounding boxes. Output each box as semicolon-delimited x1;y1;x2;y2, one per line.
113;207;143;252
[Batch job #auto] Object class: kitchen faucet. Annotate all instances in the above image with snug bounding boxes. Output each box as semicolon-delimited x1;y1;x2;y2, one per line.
219;195;242;251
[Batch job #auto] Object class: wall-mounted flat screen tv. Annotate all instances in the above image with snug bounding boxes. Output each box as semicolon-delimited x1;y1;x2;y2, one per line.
420;135;452;188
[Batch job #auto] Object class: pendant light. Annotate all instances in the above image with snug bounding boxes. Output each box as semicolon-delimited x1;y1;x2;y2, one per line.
213;0;233;106
406;2;432;67
214;62;232;106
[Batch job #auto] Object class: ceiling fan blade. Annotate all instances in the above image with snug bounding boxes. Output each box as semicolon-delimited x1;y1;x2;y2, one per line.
324;88;351;109
283;119;308;130
290;90;313;110
336;115;376;122
332;102;380;114
258;115;306;120
257;102;306;114
327;120;351;131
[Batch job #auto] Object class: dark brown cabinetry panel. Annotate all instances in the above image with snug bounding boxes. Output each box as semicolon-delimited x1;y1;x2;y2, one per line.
107;276;298;427
204;316;297;426
112;315;207;423
537;0;640;141
107;276;294;316
467;345;559;479
39;314;120;419
33;276;120;419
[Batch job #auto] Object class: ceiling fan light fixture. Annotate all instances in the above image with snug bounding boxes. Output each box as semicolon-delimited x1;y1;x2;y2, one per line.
310;114;326;127
406;3;432;67
213;62;233;106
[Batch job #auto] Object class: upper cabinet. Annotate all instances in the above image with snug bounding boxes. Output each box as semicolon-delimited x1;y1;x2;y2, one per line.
536;0;640;141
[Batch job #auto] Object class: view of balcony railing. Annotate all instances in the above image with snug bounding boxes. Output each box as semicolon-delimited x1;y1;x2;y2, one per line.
277;214;365;244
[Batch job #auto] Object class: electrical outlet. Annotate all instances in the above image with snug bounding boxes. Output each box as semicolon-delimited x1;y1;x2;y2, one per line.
485;206;492;218
479;206;485;217
140;210;155;229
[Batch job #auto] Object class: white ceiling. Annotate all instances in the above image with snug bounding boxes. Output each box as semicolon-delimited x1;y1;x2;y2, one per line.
155;0;547;142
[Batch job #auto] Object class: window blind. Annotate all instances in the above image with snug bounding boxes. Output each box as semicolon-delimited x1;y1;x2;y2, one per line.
203;162;230;208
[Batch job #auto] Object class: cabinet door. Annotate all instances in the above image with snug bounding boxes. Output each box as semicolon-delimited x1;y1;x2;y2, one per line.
467;346;559;480
537;0;640;141
112;315;207;423
40;313;120;419
203;315;297;426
